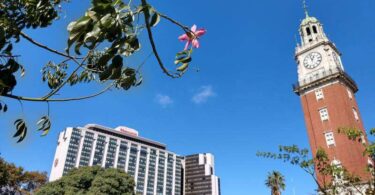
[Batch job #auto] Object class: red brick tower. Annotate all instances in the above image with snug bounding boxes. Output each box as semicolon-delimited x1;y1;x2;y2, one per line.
293;8;371;186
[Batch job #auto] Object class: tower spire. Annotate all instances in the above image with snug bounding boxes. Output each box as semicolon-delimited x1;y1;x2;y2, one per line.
303;0;309;18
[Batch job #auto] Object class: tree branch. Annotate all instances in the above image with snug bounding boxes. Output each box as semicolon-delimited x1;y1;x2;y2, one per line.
140;0;180;79
2;83;114;102
19;32;78;60
157;12;192;33
41;52;91;100
0;54;21;58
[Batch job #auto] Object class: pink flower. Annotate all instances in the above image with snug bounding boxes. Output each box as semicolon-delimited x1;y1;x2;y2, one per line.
178;24;206;50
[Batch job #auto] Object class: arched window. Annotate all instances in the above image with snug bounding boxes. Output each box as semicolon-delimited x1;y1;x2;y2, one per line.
313;26;318;34
331;159;343;184
331;159;342;167
306;27;311;35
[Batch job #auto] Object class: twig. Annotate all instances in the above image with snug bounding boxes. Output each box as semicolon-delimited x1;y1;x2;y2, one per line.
41;52;91;100
47;102;50;116
2;83;114;102
0;54;21;58
140;0;180;79
157;12;192;33
19;32;80;60
136;52;153;72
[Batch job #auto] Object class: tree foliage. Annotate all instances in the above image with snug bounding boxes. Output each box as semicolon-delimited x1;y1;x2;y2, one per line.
258;126;375;194
35;166;135;195
265;171;285;195
257;145;365;195
338;127;375;194
0;156;47;194
0;0;205;142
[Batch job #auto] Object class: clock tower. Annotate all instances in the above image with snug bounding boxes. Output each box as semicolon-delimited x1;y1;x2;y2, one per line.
293;5;372;188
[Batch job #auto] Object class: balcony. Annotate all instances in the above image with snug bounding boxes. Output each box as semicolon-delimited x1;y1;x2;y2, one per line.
293;67;358;95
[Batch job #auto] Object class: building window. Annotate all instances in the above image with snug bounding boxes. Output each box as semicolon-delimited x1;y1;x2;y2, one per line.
347;89;353;99
105;138;117;168
319;108;329;121
324;132;335;146
313;26;318;34
353;108;359;121
331;160;343;184
306;27;311;35
315;89;324;100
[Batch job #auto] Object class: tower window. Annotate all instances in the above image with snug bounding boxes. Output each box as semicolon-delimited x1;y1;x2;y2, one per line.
324;132;335;146
319;108;329;121
306;27;311;36
331;160;343;181
315;89;324;100
353;108;359;120
313;26;318;34
347;89;353;99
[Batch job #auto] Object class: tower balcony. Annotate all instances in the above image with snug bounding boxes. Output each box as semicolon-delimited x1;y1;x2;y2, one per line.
293;67;358;95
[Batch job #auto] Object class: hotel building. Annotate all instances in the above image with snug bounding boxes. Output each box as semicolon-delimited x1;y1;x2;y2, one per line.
49;124;220;195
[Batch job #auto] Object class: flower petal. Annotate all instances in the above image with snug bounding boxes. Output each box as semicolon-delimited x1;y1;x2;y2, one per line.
178;34;189;41
184;41;191;50
191;24;197;32
195;29;206;37
192;39;200;48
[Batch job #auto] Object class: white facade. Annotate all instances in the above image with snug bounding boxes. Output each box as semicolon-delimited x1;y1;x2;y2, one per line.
49;128;74;181
49;124;220;195
50;124;184;195
295;14;345;88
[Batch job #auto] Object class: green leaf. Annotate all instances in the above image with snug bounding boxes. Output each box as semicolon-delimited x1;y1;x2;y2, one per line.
37;116;51;136
84;24;101;49
174;56;191;65
13;119;27;143
370;128;375;135
177;63;189;72
66;16;92;54
135;76;143;86
149;13;160;27
20;65;26;77
7;59;20;73
99;13;112;28
100;55;123;81
4;44;13;55
99;69;111;81
74;42;83;55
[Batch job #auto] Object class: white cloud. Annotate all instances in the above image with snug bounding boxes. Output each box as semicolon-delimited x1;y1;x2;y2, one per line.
155;94;173;107
192;85;216;104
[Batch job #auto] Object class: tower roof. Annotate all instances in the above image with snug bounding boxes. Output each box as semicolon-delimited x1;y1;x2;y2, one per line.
300;0;319;26
300;16;319;26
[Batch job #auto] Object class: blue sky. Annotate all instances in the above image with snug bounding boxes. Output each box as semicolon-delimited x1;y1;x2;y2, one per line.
1;0;375;194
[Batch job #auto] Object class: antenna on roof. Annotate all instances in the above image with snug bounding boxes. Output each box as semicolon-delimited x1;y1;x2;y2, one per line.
303;0;309;18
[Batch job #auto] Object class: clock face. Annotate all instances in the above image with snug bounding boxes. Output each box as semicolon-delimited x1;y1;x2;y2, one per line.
303;52;322;69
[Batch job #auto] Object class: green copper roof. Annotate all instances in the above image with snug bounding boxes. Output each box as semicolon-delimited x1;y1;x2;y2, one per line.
301;16;319;26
